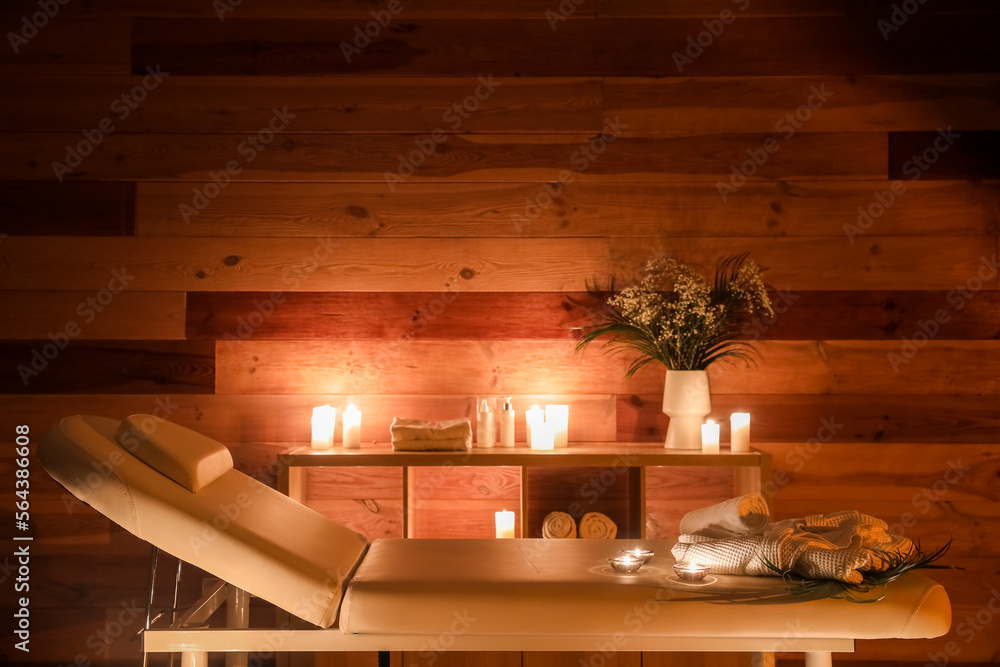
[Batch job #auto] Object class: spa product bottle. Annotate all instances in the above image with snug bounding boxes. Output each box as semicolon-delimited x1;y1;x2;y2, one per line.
500;397;515;448
477;399;495;448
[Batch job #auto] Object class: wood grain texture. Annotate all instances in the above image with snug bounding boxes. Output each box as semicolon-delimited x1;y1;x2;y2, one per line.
0;291;185;340
0;75;602;133
130;17;1000;77
215;339;1000;396
135;180;1000;238
0;19;129;74
0;181;134;235
0;131;888;182
0;341;214;394
606;74;1000;133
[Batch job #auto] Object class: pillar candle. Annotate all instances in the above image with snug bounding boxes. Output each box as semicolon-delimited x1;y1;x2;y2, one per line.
545;404;569;448
311;405;336;450
730;412;750;452
701;419;720;455
526;405;544;448
495;510;516;538
342;404;362;449
531;421;554;451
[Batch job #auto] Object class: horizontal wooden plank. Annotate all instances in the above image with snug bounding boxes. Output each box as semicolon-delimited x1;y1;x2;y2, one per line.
0;18;129;74
305;498;403;541
0;291;185;340
0;394;618;446
0;75;602;133
0;181;134;235
0;341;214;394
215;339;1000;396
0;131;887;182
6;236;993;292
606;74;1000;133
601;0;1000;18
136;180;1000;238
130;17;1000;76
618;394;1000;445
890;130;1000;180
186;289;1000;341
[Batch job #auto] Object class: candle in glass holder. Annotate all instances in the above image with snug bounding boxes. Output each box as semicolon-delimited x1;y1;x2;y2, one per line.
342;404;362;449
526;405;544;447
495;510;515;538
545;404;569;448
311;405;337;450
730;412;750;452
701;419;720;454
531;421;554;451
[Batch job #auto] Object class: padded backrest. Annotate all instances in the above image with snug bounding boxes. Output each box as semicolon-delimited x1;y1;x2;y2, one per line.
117;414;233;492
38;415;369;628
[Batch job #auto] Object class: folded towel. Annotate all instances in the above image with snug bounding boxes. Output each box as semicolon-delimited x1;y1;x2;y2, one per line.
678;493;770;539
391;437;470;452
542;511;577;539
390;417;472;442
578;512;617;539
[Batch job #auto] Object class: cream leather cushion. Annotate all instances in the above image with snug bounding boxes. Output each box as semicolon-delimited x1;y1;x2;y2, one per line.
340;538;951;639
117;414;233;492
39;415;369;628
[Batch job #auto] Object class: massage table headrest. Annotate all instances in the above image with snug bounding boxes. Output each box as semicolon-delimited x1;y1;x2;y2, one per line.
39;415;369;628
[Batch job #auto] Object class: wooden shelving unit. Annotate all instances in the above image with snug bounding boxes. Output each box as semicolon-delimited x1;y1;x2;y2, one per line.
278;443;772;539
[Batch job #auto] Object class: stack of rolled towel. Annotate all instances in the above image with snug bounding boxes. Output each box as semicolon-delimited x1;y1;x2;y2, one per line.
541;510;617;539
389;417;472;451
670;494;914;584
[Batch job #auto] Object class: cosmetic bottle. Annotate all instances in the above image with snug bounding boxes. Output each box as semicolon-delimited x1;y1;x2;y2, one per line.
500;397;515;447
477;398;495;448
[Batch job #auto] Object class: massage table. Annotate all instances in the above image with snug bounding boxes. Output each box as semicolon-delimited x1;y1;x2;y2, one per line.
39;415;952;667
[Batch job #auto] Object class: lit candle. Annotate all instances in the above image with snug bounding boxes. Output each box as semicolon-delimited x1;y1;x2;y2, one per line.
526;405;544;447
531;421;554;451
701;419;720;454
545;404;569;448
730;412;750;452
495;510;515;538
342;404;362;449
311;405;337;450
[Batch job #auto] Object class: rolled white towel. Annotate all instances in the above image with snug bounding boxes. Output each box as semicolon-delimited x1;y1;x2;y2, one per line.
678;493;770;538
578;512;617;539
391;437;470;451
542;511;577;539
390;417;472;443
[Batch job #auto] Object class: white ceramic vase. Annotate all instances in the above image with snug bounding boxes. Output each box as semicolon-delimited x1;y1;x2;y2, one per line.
662;370;711;449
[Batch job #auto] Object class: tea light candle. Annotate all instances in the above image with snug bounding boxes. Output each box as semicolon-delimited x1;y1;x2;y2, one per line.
701;419;720;454
342;404;362;449
608;555;643;573
672;562;710;582
526;405;544;447
311;405;337;450
545;404;569;448
531;420;554;451
495;510;515;538
730;412;750;452
620;548;654;564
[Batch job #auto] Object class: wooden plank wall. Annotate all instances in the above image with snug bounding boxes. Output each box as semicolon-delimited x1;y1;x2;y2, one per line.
1;1;998;666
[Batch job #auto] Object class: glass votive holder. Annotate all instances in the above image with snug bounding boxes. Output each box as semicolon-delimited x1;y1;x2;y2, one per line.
672;562;710;582
620;548;654;564
608;555;644;573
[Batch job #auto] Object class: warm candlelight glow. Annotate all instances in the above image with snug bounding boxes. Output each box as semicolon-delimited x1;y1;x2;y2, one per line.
621;548;654;564
701;419;720;454
495;510;515;538
545;404;569;448
526;405;544;447
730;412;750;452
342;404;362;449
311;405;336;450
672;561;710;581
531;420;554;450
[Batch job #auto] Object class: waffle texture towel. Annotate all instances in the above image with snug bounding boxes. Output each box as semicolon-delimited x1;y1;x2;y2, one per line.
678;493;770;538
390;417;472;451
578;512;617;539
542;511;577;539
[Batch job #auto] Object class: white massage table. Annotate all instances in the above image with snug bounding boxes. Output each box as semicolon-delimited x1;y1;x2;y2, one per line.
39;415;952;667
